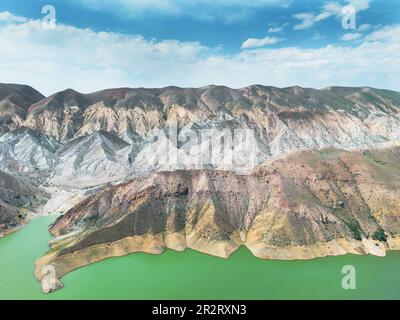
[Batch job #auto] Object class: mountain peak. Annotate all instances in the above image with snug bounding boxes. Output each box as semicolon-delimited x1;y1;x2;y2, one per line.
0;84;45;126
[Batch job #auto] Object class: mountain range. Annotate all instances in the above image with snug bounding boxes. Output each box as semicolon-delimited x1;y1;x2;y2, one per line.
0;83;399;292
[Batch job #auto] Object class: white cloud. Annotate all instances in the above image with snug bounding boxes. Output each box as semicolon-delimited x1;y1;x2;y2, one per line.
268;22;289;33
364;25;400;42
0;13;209;95
268;27;283;33
340;23;371;41
0;12;399;95
0;11;27;23
358;23;371;32
349;0;370;11
293;13;318;30
241;36;284;49
293;0;370;30
341;32;363;41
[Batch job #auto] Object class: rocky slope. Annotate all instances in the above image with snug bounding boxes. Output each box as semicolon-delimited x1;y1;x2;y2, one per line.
0;84;45;132
0;127;59;173
0;83;399;292
0;171;48;235
51;131;131;187
4;85;399;183
24;86;400;152
35;146;400;286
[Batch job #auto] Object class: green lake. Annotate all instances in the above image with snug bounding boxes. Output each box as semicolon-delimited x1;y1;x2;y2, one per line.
0;215;400;300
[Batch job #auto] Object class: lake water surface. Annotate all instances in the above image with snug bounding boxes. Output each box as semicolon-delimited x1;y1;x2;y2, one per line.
1;215;400;300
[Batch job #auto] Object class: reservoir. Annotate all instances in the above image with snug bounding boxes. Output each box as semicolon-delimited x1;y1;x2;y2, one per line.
1;216;400;300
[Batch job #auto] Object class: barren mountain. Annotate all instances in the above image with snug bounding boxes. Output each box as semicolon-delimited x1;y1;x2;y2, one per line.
0;171;48;235
0;83;399;292
24;86;400;151
0;127;59;173
0;83;44;131
16;85;400;183
36;147;400;286
52;131;130;185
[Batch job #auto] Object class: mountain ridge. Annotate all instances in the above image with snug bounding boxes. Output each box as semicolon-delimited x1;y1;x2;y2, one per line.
0;84;45;131
0;83;399;293
35;146;400;288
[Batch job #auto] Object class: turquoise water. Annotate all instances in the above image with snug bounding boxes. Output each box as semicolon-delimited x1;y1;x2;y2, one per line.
1;215;400;300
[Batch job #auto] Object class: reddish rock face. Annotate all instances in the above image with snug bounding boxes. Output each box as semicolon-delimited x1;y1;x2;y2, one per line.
50;147;400;256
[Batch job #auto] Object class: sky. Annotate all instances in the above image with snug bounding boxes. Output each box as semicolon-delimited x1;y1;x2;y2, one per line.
0;0;399;95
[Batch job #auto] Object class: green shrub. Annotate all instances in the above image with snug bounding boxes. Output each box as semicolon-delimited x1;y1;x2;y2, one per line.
347;221;362;241
372;228;387;242
16;212;26;219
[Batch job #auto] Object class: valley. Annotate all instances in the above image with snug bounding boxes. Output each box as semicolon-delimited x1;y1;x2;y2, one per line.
0;83;399;293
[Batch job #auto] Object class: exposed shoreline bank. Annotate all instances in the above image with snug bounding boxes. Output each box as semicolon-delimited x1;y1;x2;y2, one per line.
35;230;396;293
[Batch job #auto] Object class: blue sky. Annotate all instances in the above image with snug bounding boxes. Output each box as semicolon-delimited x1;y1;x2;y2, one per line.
0;0;399;94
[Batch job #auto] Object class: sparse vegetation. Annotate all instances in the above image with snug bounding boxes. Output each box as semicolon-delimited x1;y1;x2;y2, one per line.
372;228;387;242
16;212;26;220
347;221;362;241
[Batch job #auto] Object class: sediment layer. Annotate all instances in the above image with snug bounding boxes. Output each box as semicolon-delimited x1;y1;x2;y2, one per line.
35;146;400;292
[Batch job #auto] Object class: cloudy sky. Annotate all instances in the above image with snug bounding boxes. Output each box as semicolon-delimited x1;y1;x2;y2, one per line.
0;0;399;95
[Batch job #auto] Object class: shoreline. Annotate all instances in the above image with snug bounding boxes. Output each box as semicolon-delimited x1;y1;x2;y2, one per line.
0;224;26;239
34;230;394;293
